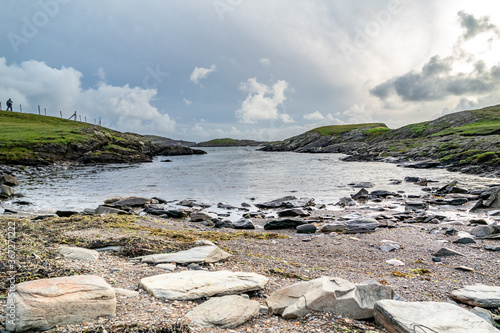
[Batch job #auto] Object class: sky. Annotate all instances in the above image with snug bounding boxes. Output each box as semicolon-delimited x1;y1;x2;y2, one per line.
1;0;500;142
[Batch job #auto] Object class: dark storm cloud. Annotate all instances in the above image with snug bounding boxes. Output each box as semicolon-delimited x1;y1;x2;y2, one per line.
458;11;497;40
371;56;500;101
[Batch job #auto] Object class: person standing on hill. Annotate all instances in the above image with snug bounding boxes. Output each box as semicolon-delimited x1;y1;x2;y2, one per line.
6;98;13;111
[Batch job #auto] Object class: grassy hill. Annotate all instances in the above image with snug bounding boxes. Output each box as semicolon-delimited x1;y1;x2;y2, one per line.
194;138;265;147
0;111;152;165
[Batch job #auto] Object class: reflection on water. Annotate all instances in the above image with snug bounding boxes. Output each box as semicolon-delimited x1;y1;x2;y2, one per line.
7;147;494;212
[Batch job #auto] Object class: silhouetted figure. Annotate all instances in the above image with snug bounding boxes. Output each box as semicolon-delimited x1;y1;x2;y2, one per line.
6;98;13;111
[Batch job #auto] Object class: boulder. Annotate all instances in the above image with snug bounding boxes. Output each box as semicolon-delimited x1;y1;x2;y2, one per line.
1;174;19;187
140;270;268;300
351;188;369;201
256;196;297;209
266;277;393;320
186;295;260;328
0;184;14;198
452;231;476;244
345;218;379;233
55;210;79;217
95;205;129;215
319;223;347;233
111;197;151;208
264;219;306;230
370;190;395;198
139;246;231;264
58;246;99;262
451;284;500;308
278;208;309;217
336;197;356;207
471;225;496;238
6;275;116;332
296;224;317;234
190;212;212;222
232;219;255;230
374;300;498;333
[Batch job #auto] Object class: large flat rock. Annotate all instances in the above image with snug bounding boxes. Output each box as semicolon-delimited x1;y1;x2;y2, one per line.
58;246;100;262
140;270;268;300
374;300;498;333
186;295;260;328
267;277;393;320
139;245;231;264
6;275;116;332
451;284;500;308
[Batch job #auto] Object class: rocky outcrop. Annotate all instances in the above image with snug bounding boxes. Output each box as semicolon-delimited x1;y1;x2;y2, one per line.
153;145;207;156
6;275;116;332
451;284;500;308
138;245;231;264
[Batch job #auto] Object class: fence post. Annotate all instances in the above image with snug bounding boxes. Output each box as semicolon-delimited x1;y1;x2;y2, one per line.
19;104;22;113
99;117;101;126
38;105;41;115
44;108;46;116
85;116;87;123
60;111;63;118
0;102;2;110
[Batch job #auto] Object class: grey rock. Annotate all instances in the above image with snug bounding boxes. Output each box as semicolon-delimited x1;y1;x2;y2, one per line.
405;201;428;210
95;205;129;215
139;246;231;264
0;185;14;198
55;210;79;217
485;245;500;252
190;212;211;222
278;208;309;217
470;219;489;225
471;307;496;325
349;182;374;188
6;275;116;332
336;197;356;207
370;190;395;198
296;224;317;234
156;263;176;272
264;219;306;230
140;270;268;300
232;219;255;230
451;284;500;308
374;300;498;333
186;295;260;329
433;247;465;257
96;246;124;252
111;197;151;208
345;218;379;233
256;196;297;209
267;277;393;320
58;246;99;262
351;188;369;201
379;240;400;252
1;174;19;187
471;225;496;238
452;231;476;244
319;223;347;233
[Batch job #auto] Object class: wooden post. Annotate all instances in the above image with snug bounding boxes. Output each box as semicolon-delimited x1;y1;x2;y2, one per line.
44;108;46;116
79;115;81;122
19;104;22;113
85;116;87;123
99;117;101;126
38;105;41;115
0;102;2;110
60;111;63;118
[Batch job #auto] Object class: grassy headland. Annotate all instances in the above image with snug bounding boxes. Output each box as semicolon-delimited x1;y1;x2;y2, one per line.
0;111;152;165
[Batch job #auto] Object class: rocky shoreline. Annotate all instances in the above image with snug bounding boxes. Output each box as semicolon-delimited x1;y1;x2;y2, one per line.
1;171;500;332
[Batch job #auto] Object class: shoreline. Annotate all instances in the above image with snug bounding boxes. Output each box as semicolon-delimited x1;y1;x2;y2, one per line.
1;179;499;332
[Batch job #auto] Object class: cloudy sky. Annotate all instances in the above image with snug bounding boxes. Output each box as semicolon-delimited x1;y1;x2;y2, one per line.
1;0;500;142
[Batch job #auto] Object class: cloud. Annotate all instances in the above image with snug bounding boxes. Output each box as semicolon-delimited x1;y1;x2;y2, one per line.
303;111;325;120
183;97;192;105
458;11;498;40
0;58;175;134
371;55;500;102
190;64;216;84
235;78;292;124
260;58;271;67
96;67;106;81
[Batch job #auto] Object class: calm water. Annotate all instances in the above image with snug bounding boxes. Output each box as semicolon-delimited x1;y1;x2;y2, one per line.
6;147;494;213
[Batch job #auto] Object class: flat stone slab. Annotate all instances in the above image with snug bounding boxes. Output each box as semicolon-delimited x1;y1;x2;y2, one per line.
186;295;260;328
58;246;99;262
451;284;500;308
433;247;465;257
139;246;231;264
374;300;498;333
6;275;116;332
140;270;268;300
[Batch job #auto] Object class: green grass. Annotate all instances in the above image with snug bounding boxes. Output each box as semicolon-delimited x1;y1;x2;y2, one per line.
307;123;387;136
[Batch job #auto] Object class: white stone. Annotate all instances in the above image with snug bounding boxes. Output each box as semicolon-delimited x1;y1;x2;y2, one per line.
374;300;498;333
6;275;116;332
58;246;99;262
156;263;176;272
113;288;139;298
186;295;260;328
140;270;268;301
267;277;393;320
139;246;231;264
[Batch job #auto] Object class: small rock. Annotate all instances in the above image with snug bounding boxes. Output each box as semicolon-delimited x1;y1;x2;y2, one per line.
433;247;465;257
58;246;99;262
296;224;317;234
471;225;496;238
232;219;255;230
113;288;139;297
156;264;176;272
